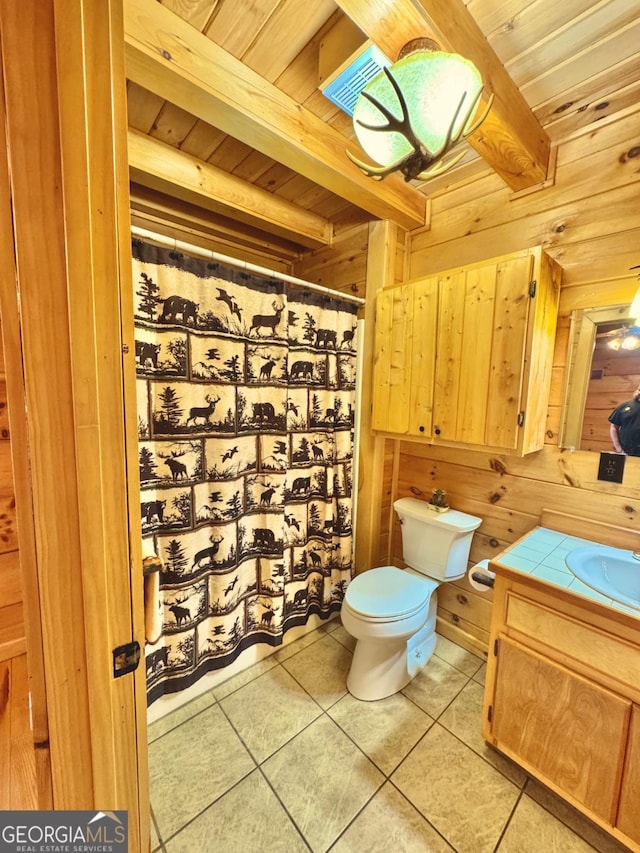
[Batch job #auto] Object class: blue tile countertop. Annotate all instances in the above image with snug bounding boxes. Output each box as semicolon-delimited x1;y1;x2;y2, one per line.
494;526;640;620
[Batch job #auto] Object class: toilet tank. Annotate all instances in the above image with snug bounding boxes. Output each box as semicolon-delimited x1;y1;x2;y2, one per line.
394;497;482;581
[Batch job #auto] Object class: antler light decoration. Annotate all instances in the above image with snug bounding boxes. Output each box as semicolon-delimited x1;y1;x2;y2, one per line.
347;40;494;183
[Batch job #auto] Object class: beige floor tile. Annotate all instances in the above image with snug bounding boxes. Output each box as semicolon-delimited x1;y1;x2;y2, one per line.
147;691;216;744
525;779;633;853
328;691;434;775
438;680;527;786
331;782;455;852
211;656;278;700
150;809;161;851
330;623;357;653
473;662;487;685
497;794;597;852
262;715;384;853
164;770;307;853
319;615;342;633
149;704;255;840
392;723;520;853
280;633;352;709
220;665;322;762
434;633;485;676
273;626;325;662
401;653;470;718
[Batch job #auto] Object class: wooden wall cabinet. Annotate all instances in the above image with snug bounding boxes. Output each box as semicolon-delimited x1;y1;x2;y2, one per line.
483;570;640;851
372;247;561;455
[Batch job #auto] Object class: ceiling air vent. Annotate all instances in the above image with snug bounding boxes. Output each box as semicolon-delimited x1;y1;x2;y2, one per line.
320;42;392;117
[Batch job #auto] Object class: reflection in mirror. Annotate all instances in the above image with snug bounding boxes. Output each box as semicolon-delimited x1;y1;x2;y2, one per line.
560;305;640;452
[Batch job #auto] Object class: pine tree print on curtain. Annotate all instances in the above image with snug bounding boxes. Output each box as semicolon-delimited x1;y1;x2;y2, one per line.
133;240;358;705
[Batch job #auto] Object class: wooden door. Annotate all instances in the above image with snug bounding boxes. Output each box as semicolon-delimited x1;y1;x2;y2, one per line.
0;0;148;848
491;636;630;824
617;705;640;843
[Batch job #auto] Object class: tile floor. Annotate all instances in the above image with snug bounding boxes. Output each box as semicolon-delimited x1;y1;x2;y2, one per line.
147;620;631;853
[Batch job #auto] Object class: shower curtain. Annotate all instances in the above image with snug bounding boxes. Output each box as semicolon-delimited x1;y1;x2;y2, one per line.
132;240;359;705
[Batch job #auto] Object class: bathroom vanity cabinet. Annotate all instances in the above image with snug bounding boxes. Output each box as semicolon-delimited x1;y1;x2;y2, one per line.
482;567;640;851
371;247;561;455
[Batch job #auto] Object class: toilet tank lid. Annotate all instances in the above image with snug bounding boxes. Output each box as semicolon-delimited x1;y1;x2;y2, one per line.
393;497;481;532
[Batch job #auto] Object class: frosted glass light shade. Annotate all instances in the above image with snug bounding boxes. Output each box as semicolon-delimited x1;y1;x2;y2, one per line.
352;50;483;168
630;285;640;323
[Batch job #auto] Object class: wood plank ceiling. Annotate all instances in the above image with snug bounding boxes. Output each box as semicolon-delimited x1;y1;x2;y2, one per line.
125;0;640;260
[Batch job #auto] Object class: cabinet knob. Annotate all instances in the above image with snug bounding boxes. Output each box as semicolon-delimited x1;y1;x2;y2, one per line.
434;427;441;435
419;425;425;433
457;594;468;605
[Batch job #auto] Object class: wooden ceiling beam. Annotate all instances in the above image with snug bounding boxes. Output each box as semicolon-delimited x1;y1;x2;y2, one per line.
124;0;427;230
128;129;333;249
334;0;552;191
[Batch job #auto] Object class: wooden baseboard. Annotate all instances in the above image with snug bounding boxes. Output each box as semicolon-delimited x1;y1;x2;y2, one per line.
436;615;489;660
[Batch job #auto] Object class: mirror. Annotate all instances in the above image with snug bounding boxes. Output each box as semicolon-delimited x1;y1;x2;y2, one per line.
560;304;640;451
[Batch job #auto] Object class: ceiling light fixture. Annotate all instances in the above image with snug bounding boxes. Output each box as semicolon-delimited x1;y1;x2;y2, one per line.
347;38;494;183
629;265;640;322
607;326;640;351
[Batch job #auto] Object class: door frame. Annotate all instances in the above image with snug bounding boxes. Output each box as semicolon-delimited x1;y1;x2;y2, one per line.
0;0;148;847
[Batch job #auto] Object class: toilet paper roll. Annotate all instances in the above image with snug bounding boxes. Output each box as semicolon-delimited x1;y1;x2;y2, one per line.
467;559;495;592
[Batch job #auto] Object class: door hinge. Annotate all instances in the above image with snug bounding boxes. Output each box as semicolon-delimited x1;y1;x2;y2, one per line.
113;640;141;678
487;704;493;723
494;638;499;657
529;279;537;297
517;411;525;427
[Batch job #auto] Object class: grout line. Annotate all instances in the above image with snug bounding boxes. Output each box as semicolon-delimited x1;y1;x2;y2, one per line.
158;765;258;848
385;777;458;852
491;786;525;853
255;764;314;852
147;691;217;744
148;627;608;853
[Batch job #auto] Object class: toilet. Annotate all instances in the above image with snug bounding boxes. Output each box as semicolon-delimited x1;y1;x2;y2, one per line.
341;497;481;701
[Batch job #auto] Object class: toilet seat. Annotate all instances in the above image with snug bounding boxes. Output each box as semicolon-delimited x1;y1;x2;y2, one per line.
345;565;434;621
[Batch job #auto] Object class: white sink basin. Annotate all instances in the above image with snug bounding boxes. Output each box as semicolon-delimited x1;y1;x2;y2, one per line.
565;546;640;610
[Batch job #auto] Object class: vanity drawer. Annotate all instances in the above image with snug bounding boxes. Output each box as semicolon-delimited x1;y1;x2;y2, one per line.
504;592;640;696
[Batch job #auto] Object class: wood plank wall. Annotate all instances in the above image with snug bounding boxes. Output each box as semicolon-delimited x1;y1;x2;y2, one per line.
393;105;640;658
296;105;640;660
0;318;37;809
581;336;640;453
0;320;24;661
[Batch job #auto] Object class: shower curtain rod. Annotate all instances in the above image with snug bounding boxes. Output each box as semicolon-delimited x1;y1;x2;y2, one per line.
131;225;366;306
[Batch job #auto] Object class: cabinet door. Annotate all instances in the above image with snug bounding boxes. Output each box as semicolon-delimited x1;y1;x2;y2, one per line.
407;276;438;437
617;705;640;843
372;284;413;433
491;636;630;824
372;277;438;435
433;254;534;449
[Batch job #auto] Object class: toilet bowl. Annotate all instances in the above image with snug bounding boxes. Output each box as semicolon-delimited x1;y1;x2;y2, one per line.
341;566;439;701
342;498;481;701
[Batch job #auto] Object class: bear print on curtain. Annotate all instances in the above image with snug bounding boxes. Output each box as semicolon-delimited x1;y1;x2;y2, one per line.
132;240;359;706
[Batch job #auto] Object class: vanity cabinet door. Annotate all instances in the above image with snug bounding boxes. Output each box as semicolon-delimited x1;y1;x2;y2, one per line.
490;635;631;824
617;705;640;843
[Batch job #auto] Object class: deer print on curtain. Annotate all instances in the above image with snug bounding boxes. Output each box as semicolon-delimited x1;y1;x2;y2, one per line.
133;240;359;706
